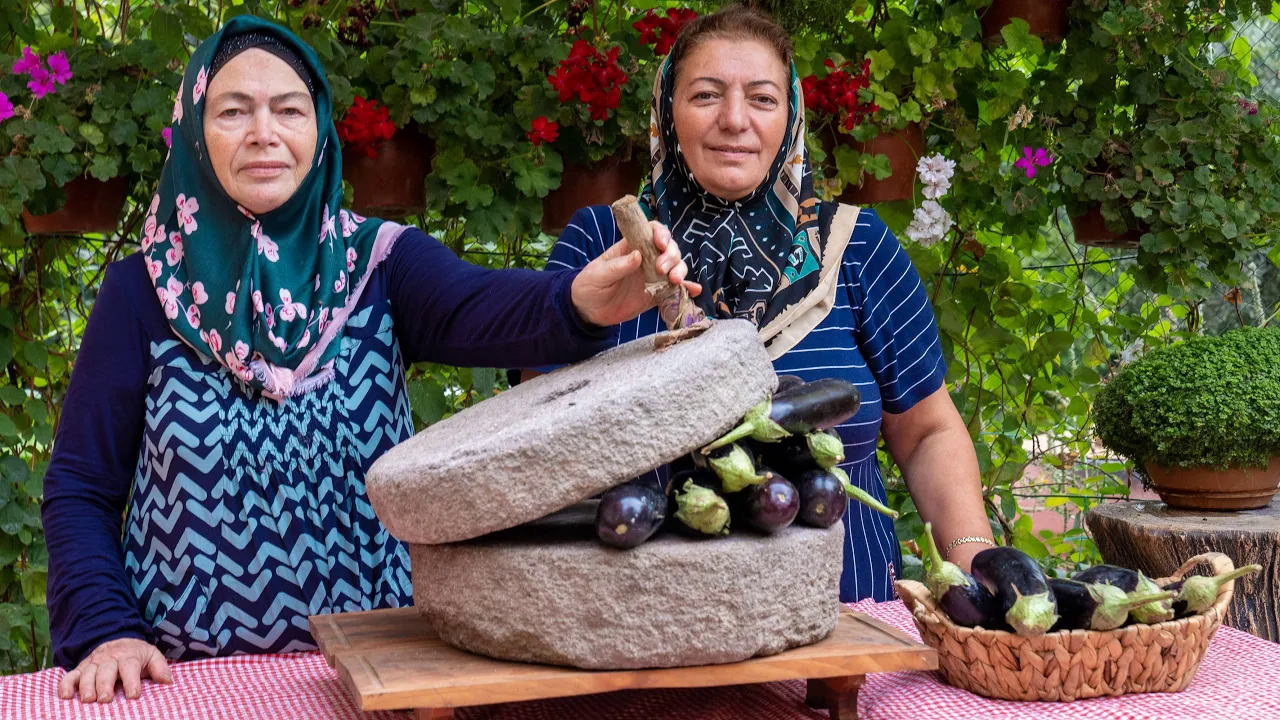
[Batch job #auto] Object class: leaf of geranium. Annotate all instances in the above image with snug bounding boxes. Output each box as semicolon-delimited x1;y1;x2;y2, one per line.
78;123;105;148
511;153;562;199
88;155;119;182
471;61;496;100
1001;19;1043;56
1059;167;1083;188
864;153;893;181
867;49;894;81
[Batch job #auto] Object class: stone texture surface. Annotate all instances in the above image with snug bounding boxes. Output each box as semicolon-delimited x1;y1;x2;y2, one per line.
410;506;844;670
367;319;775;545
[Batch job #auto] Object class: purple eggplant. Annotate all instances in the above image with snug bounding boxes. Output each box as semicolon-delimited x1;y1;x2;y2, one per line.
775;374;805;393
971;547;1059;636
1072;565;1172;623
1049;578;1175;631
1073;564;1139;591
703;379;861;451
921;522;1003;629
743;471;800;533
596;481;667;549
1162;565;1260;617
756;429;845;474
794;468;848;528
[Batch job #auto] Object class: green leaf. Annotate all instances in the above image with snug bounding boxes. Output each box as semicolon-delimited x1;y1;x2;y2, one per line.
20;569;46;606
511;153;562;198
867;49;895;80
0;387;24;407
1001;19;1044;56
471;367;496;398
78;124;105;147
408;379;447;425
23;343;46;371
0;415;18;440
88;155;120;182
1034;331;1074;364
152;9;185;57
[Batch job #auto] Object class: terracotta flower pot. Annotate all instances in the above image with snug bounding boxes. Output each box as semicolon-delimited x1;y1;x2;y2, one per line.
981;0;1070;44
1069;205;1143;249
541;151;646;235
342;125;435;219
823;123;924;205
1146;458;1280;511
22;176;129;236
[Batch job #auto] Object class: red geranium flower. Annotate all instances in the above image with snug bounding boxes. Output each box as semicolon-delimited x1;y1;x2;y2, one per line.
548;41;629;121
633;9;698;56
527;116;560;146
802;59;878;131
337;96;397;158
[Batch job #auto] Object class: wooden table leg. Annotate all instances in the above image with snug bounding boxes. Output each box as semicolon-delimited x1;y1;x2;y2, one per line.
805;676;866;720
414;708;455;719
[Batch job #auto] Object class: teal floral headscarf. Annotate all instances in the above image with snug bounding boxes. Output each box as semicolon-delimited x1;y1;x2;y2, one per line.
143;16;402;400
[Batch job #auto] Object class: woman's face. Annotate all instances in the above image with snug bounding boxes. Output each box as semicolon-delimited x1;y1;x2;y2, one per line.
672;38;790;202
203;49;317;215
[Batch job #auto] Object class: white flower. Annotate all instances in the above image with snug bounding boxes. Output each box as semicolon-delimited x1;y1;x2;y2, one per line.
916;154;956;187
319;205;337;244
252;222;279;263
172;83;184;124
339;210;360;238
921;176;951;200
905;200;953;247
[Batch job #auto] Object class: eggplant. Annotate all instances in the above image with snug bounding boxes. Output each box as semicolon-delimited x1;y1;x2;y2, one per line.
831;467;898;519
1072;565;1173;623
1049;578;1175;632
971;547;1059;636
703;379;861;451
702;442;770;494
672;478;731;536
775;374;805;393
596;481;667;549
743;472;800;533
1162;565;1261;617
756;429;845;473
794;468;849;528
921;522;1003;629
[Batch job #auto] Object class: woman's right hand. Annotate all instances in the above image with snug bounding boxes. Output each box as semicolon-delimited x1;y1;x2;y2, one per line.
58;637;173;703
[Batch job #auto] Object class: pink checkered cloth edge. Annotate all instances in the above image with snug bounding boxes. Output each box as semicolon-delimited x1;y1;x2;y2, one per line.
3;600;1278;720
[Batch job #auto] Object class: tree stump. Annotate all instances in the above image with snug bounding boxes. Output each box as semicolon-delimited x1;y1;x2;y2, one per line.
1086;497;1280;641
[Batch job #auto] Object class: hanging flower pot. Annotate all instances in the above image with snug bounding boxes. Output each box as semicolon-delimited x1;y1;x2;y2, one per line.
981;0;1070;44
824;123;924;205
342;124;435;219
1069;205;1143;249
541;149;645;235
1145;459;1280;511
22;176;129;236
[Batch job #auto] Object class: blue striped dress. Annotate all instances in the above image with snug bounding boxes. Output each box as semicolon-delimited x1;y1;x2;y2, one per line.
547;205;947;602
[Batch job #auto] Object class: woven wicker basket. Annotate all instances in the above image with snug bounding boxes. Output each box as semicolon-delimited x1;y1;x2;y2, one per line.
895;552;1238;702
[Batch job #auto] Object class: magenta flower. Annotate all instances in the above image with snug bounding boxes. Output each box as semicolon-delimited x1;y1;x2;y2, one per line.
1014;146;1053;178
162;126;172;147
46;51;72;85
26;66;55;99
12;47;41;76
0;92;12;123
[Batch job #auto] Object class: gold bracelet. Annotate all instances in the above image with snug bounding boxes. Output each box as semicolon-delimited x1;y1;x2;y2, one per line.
944;536;996;559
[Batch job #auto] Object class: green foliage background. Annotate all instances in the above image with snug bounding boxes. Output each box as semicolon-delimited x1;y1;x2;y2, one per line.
0;0;1277;673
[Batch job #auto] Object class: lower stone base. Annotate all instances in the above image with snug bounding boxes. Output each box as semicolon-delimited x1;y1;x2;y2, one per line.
410;507;844;670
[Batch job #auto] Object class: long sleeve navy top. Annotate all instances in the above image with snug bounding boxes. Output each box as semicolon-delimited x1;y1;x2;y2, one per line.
43;227;613;668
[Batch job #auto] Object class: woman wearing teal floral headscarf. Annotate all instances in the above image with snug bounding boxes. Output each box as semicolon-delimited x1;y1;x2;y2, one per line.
42;16;693;703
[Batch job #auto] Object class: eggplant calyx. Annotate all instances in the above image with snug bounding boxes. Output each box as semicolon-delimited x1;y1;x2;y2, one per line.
832;467;899;519
922;521;970;600
674;480;731;536
701;400;790;453
1129;573;1176;624
1005;587;1059;637
806;431;845;469
1177;565;1262;615
1088;584;1176;631
708;443;770;493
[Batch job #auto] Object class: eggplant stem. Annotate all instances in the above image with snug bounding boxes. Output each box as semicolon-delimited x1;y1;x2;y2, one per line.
1208;565;1263;587
701;420;759;453
1118;590;1176;611
834;467;899;518
922;521;945;572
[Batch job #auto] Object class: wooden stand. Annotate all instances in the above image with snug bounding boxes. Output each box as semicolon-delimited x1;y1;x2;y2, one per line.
1088;497;1280;641
309;607;936;719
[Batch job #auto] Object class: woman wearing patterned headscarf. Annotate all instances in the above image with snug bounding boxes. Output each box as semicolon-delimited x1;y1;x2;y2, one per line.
535;5;993;606
42;16;694;703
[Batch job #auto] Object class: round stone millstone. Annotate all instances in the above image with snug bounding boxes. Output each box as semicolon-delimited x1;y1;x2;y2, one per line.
409;505;844;670
366;319;776;545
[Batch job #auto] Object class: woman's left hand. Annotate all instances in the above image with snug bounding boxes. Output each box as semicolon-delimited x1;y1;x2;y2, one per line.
570;221;702;328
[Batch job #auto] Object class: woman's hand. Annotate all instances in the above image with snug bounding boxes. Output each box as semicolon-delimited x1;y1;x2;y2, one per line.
570;221;702;328
59;637;172;703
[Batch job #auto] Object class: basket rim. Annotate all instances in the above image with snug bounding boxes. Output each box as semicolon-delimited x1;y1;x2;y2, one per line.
896;551;1237;640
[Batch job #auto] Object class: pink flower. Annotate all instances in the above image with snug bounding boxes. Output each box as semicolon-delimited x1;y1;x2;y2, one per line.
207;329;222;354
27;67;55;99
334;272;346;293
252;290;264;313
237;205;254;219
146;257;163;279
166;277;183;296
279;289;297;321
265;303;275;328
319;205;337;244
339;210;360;237
12;47;41;76
175;194;199;233
162;127;172;148
185;304;201;328
0;92;12;124
318;307;330;333
346;247;357;272
299;330;311;347
252;222;279;262
149;194;160;215
225;291;237;314
193;66;208;104
270;332;287;352
191;282;208;305
163;296;179;320
46;52;71;85
1014;146;1053;179
165;232;184;266
234;341;249;361
172;83;184;124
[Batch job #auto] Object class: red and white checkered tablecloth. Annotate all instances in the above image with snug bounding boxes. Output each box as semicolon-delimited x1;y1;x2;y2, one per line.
3;600;1279;720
